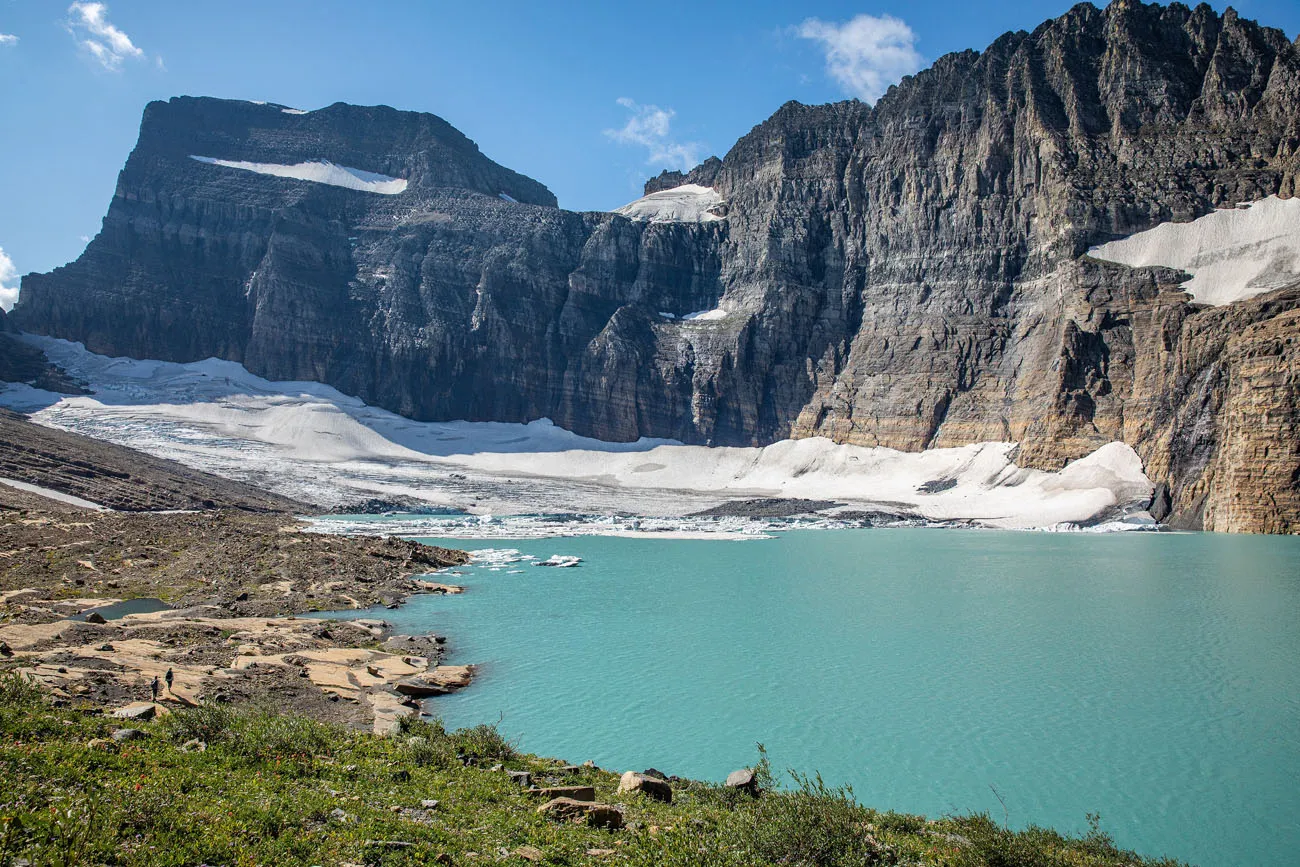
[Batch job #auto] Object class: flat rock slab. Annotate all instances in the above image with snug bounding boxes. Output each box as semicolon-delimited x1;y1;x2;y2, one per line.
527;786;595;802
394;665;473;697
111;701;166;720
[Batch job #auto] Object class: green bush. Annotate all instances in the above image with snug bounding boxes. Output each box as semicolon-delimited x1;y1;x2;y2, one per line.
0;670;43;706
397;717;458;768
739;772;891;866
452;722;517;764
158;704;236;745
230;709;339;765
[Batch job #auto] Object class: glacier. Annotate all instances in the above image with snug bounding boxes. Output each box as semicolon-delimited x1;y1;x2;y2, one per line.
0;336;1156;534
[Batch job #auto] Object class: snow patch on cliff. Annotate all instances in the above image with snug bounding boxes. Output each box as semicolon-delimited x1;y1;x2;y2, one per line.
614;184;724;223
0;337;1153;531
681;308;729;321
0;477;108;511
1088;195;1300;306
190;156;408;195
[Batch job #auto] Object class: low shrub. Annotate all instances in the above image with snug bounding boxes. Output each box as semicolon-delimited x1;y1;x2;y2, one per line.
0;670;43;707
231;709;339;764
739;772;890;866
452;722;517;764
158;704;236;745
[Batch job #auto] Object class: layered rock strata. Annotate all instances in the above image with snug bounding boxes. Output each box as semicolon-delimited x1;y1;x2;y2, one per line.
13;2;1300;531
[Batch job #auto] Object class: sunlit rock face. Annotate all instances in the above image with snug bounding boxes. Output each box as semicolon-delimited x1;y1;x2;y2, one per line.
14;3;1300;532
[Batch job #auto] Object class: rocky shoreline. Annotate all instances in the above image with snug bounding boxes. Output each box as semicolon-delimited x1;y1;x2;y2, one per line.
0;501;476;733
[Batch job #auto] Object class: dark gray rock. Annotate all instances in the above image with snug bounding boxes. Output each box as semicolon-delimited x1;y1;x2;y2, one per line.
110;727;145;742
1148;482;1173;523
643;156;723;194
689;498;838;518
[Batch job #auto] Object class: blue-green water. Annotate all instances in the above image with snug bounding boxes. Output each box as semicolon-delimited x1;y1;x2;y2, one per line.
331;529;1300;867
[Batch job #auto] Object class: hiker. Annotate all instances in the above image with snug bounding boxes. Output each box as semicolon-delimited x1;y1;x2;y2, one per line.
150;676;160;701
165;668;174;693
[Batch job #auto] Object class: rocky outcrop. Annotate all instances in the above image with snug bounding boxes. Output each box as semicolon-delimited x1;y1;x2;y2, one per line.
643;156;723;195
0;310;85;392
12;2;1300;532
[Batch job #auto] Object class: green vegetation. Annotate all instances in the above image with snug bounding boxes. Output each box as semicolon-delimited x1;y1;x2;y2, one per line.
0;673;1187;866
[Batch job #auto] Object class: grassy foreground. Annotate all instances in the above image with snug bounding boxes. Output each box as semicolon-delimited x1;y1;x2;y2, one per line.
0;674;1186;867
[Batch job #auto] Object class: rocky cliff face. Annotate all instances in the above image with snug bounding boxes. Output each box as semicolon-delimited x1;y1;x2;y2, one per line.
13;1;1300;532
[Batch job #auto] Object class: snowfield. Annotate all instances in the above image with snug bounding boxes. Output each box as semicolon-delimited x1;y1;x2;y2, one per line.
0;337;1155;534
1088;195;1300;306
658;308;730;322
614;184;725;223
190;156;408;195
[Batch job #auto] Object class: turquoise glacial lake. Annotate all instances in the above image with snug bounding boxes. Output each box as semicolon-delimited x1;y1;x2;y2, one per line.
330;528;1300;867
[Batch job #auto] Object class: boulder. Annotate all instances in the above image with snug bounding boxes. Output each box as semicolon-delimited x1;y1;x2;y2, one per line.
112;701;165;721
84;611;107;624
725;768;759;794
111;728;145;742
618;771;672;803
394;665;473;697
506;770;532;788
514;846;544;862
537;797;623;829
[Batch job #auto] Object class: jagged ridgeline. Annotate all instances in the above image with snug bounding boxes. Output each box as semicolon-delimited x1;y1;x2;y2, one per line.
13;0;1300;533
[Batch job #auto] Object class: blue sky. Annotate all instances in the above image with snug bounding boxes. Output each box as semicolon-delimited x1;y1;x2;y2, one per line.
1;0;1297;294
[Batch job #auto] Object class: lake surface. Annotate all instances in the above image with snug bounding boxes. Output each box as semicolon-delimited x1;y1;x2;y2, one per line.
328;528;1300;867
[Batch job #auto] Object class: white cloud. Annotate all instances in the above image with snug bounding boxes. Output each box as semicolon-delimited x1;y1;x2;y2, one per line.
66;2;145;71
797;14;923;103
0;33;18;46
0;248;19;313
604;97;703;171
